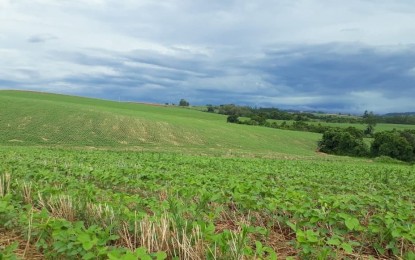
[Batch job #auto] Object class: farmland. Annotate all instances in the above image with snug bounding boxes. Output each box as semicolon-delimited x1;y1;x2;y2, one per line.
1;91;415;259
0;91;320;157
263;120;415;133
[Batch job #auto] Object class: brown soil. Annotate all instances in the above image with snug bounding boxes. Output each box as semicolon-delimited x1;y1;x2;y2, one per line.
0;228;43;259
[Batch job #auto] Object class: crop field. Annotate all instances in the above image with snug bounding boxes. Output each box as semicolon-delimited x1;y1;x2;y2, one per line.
1;91;415;259
1;147;414;259
0;91;320;157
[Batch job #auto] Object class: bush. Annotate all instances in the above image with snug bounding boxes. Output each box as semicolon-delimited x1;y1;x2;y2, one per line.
206;106;215;113
319;128;369;156
319;129;415;162
227;115;239;123
371;131;415;162
373;156;405;165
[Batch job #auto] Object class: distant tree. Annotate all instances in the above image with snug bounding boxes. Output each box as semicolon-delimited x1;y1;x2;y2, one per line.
227;115;239;123
363;110;377;136
206;104;215;113
250;113;267;125
319;128;369;156
218;104;252;117
292;121;309;131
294;114;308;121
364;125;375;136
344;126;364;139
179;99;190;107
371;130;415;162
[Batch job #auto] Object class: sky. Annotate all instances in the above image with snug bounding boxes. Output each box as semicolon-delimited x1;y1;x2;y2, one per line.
1;0;415;114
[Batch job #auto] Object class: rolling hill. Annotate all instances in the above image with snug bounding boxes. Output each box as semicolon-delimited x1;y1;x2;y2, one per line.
0;90;321;157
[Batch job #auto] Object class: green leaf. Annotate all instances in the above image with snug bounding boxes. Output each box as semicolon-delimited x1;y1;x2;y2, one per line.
77;233;90;244
156;251;167;260
374;243;385;255
286;221;297;231
296;230;306;243
122;251;140;260
82;241;94;251
264;247;277;260
255;241;263;254
53;241;66;251
108;234;119;241
338;213;350;219
107;252;120;260
391;229;401;238
7;242;19;251
135;247;152;260
327;238;341;246
345;217;360;231
82;252;96;260
341;243;353;254
0;200;10;213
305;230;319;243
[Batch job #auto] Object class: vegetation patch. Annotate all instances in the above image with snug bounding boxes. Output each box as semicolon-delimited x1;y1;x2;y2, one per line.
0;147;414;259
1;91;415;259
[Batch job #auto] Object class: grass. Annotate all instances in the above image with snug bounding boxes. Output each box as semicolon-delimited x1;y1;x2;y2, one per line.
0;90;321;157
266;119;415;132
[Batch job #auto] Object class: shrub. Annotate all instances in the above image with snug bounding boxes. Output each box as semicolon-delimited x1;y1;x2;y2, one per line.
227;115;239;123
319;128;369;156
371;131;415;162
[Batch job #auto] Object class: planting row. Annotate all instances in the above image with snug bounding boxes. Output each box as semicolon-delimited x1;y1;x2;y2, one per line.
0;147;414;259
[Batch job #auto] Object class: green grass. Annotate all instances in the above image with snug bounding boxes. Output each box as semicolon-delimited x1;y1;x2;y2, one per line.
266;119;415;132
0;90;321;157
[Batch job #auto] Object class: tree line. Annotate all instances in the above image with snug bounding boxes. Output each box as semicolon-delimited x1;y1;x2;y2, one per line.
220;105;415;163
226;114;353;134
207;104;415;125
319;128;415;163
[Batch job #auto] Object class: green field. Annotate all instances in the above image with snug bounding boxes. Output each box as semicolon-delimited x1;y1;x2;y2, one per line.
1;90;414;259
265;119;415;132
0;90;321;157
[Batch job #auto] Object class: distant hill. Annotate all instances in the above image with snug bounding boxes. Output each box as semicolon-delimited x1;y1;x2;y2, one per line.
383;112;415;117
0;90;321;157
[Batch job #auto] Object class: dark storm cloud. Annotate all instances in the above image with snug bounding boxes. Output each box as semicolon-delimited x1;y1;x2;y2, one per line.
3;42;415;113
254;44;415;98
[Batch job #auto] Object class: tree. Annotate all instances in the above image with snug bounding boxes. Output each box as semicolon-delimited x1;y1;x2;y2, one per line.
218;104;251;116
371;130;415;162
250;114;267;125
227;115;239;123
179;99;190;107
363;110;377;136
318;128;369;156
206;105;215;113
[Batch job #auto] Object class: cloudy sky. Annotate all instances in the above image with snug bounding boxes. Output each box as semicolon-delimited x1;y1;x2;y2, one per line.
1;0;415;113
